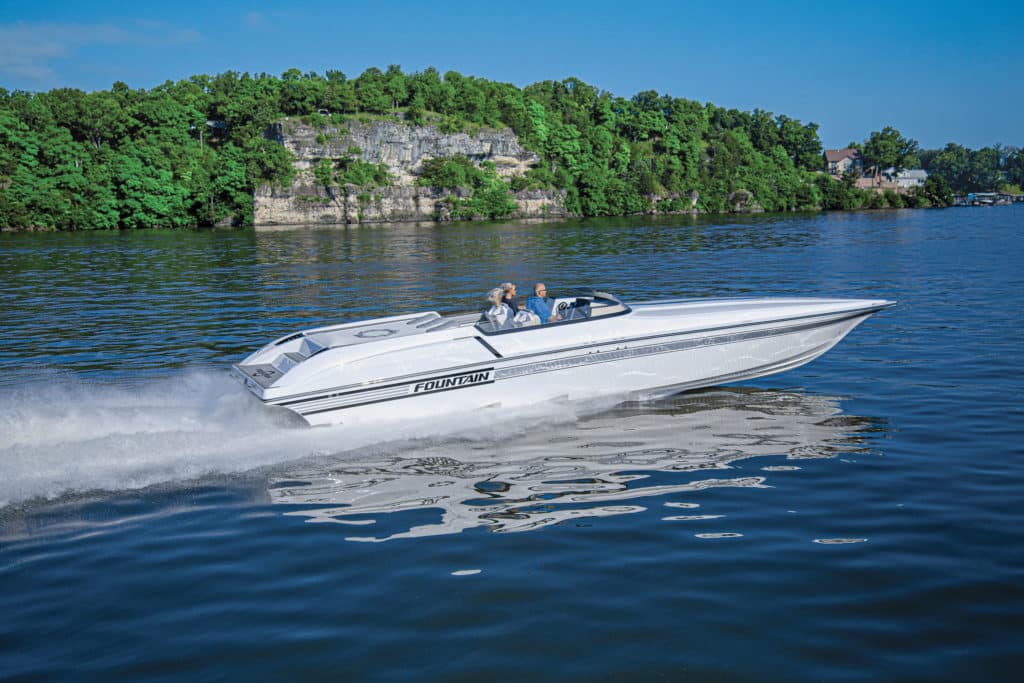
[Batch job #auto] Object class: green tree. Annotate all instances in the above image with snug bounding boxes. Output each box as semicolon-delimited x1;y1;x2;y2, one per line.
862;126;919;177
355;68;392;114
112;144;191;229
926;143;971;191
404;93;426;126
1003;147;1023;188
776;115;822;171
279;68;324;115
920;174;954;207
925;143;1005;193
384;64;408;111
968;147;1002;192
324;70;357;113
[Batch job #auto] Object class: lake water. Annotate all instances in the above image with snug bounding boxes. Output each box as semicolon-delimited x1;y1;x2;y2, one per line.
1;207;1022;681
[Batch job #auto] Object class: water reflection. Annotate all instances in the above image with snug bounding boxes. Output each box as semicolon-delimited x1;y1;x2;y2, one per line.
269;388;882;542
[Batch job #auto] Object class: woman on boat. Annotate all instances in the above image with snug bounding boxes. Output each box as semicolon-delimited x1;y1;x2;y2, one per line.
501;282;521;312
485;287;514;329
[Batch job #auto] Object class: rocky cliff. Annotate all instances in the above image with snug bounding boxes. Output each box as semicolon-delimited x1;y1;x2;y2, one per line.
254;118;568;226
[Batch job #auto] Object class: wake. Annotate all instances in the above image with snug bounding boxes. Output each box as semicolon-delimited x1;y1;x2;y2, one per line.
0;370;577;508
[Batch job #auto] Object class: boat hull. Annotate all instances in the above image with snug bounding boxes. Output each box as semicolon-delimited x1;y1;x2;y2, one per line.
253;305;880;427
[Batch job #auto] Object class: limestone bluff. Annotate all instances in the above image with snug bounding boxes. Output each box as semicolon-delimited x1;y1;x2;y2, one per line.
254;118;569;226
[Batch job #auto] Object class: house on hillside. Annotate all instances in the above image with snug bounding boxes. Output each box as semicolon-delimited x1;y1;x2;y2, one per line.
824;148;862;176
883;168;928;188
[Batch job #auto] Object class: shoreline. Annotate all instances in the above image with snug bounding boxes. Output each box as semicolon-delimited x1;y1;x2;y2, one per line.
5;203;999;234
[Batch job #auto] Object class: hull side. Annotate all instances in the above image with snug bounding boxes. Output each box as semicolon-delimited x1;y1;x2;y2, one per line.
283;309;873;427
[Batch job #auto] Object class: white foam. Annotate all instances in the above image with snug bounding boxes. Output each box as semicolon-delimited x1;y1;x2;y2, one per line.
0;370;586;508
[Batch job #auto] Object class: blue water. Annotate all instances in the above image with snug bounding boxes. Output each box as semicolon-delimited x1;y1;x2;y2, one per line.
1;208;1022;681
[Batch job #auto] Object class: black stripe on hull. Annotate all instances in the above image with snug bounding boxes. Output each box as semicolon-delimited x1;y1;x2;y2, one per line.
300;376;496;416
278;367;496;408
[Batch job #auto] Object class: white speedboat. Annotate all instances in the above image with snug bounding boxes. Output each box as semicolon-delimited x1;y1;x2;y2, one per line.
232;291;893;426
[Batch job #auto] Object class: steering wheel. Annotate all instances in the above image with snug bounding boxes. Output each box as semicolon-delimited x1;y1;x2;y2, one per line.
557;302;570;313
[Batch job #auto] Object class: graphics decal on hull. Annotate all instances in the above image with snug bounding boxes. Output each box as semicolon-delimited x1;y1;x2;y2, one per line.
412;370;494;394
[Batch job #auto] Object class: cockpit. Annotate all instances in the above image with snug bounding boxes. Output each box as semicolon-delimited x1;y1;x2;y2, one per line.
474;290;631;335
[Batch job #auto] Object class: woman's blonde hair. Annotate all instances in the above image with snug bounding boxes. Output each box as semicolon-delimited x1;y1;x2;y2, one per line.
486;287;505;306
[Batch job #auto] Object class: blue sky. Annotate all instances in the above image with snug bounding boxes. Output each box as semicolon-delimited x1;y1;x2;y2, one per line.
1;0;1019;150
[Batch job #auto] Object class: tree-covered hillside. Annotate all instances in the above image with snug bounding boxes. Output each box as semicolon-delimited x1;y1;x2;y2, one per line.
1;66;1017;230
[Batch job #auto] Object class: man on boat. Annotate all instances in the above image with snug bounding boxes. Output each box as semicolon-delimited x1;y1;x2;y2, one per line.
526;283;560;324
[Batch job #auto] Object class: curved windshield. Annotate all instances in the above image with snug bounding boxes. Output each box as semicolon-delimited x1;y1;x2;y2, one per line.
475;290;630;335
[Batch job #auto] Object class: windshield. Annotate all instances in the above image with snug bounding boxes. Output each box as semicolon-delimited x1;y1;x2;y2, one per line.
475;291;629;335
